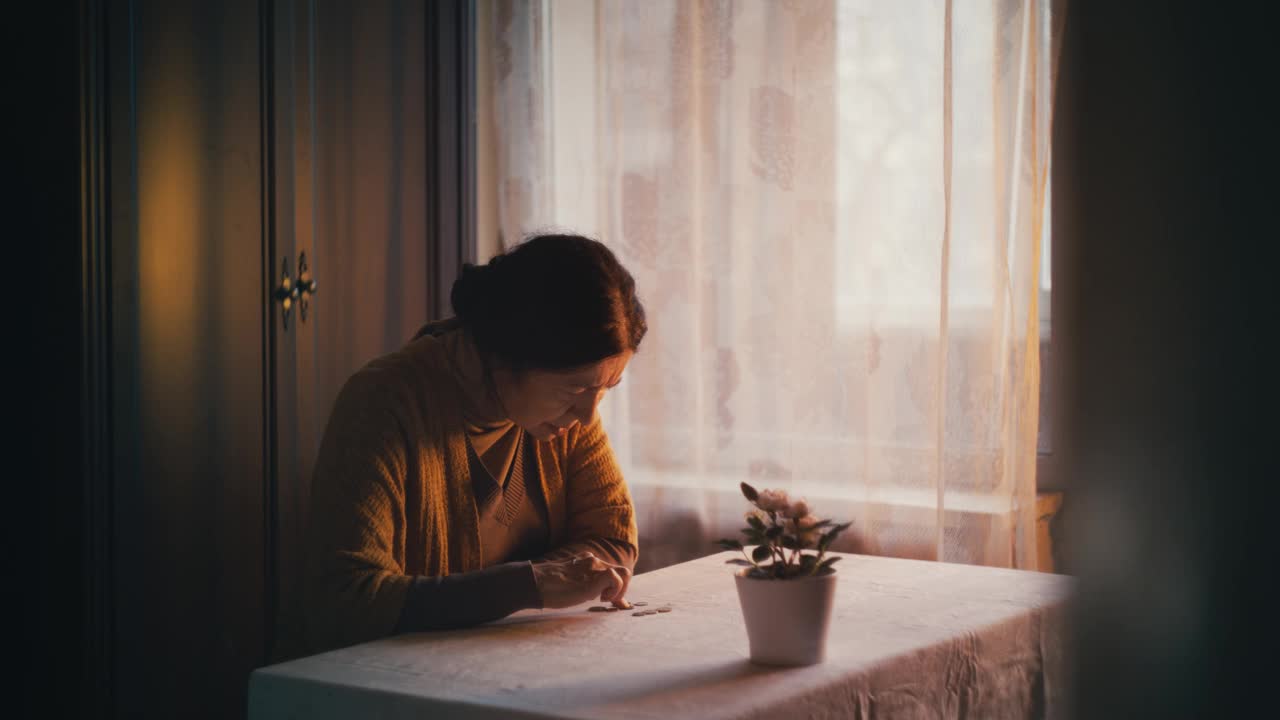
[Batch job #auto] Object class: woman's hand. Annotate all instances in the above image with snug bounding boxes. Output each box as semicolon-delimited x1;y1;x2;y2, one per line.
532;552;632;609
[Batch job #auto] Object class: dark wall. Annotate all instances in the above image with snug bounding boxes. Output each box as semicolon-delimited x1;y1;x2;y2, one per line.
14;0;86;717
1059;1;1274;717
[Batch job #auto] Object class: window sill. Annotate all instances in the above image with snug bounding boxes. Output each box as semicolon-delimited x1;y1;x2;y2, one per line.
626;468;1064;572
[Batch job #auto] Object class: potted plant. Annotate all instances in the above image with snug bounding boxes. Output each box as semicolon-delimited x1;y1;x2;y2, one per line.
716;482;852;666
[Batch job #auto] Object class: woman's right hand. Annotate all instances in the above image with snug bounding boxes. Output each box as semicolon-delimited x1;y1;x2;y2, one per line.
532;552;632;609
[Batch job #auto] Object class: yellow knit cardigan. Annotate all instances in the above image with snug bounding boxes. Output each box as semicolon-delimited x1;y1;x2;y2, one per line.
303;331;638;653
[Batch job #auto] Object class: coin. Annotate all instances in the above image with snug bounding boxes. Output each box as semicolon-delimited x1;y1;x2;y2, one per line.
588;606;609;612
605;607;619;612
632;611;647;616
632;602;648;607
657;607;672;613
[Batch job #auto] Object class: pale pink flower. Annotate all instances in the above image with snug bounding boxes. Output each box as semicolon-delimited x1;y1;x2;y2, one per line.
755;489;791;513
795;514;822;545
786;498;810;519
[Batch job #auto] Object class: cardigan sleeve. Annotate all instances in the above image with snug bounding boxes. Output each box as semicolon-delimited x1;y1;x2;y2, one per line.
304;372;417;652
393;561;542;632
555;416;640;571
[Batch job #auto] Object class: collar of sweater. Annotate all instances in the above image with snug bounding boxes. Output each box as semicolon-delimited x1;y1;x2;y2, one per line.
439;324;514;437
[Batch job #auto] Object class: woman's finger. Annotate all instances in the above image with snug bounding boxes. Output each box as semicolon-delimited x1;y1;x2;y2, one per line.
598;567;624;603
612;565;632;606
588;555;627;575
581;556;632;606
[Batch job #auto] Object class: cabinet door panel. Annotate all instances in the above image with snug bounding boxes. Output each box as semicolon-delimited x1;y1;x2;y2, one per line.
109;1;268;716
269;0;430;663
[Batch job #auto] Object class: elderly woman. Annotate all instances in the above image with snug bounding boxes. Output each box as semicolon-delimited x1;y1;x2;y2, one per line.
304;234;645;652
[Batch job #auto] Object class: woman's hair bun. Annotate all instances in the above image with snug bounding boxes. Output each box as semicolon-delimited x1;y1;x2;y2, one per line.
449;263;491;322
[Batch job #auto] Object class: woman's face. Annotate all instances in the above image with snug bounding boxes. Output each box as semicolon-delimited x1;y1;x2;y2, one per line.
494;351;632;442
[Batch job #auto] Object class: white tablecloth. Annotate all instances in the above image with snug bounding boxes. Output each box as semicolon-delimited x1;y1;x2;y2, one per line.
249;552;1072;719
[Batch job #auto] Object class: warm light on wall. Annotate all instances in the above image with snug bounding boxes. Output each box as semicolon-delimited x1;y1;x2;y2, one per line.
138;40;202;416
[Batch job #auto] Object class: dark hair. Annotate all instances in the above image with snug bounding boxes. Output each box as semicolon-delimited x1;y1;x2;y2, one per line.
450;233;647;370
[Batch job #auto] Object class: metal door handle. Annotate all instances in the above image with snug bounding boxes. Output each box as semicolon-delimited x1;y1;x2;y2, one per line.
296;252;317;323
271;252;317;329
272;256;297;330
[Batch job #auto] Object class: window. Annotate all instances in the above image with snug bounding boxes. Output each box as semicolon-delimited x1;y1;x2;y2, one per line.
476;0;1057;568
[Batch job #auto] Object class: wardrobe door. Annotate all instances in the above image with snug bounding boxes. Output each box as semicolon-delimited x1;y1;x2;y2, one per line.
108;0;269;716
103;0;467;713
268;0;432;663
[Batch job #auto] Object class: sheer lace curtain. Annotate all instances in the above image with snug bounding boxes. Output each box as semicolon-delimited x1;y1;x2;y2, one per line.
479;0;1059;571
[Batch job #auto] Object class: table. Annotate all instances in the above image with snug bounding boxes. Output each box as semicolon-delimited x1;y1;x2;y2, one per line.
249;552;1072;719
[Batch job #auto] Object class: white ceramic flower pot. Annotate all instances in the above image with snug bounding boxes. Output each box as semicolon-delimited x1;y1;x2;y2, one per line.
734;568;838;666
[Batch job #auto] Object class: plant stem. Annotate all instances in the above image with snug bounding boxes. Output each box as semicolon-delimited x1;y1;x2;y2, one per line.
771;542;786;574
787;518;805;575
765;516;787;573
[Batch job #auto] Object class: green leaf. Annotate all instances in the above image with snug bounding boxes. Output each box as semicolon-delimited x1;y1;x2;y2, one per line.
799;553;819;569
780;534;801;550
764;525;783;540
751;545;772;563
819;522;853;551
746;515;766;532
725;558;754;566
742;527;765;544
818;556;842;573
715;538;744;551
740;482;759;502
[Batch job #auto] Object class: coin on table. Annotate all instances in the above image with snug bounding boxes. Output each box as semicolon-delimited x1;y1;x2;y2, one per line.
588;606;609;612
632;611;647;616
605;607;619;612
632;602;648;607
657;607;672;613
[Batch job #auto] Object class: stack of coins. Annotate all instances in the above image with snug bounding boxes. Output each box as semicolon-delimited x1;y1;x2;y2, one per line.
587;601;674;615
